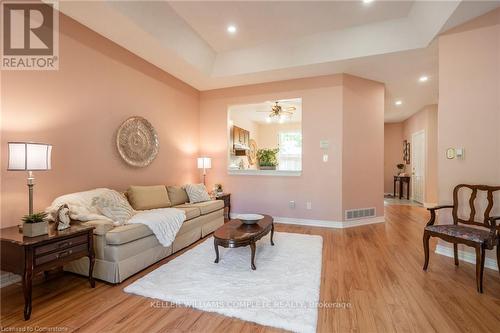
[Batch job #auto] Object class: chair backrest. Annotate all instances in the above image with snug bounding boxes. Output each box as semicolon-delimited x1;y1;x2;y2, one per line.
452;184;500;228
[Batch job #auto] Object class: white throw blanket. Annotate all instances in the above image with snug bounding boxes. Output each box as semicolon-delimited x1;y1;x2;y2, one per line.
46;188;115;222
128;208;186;247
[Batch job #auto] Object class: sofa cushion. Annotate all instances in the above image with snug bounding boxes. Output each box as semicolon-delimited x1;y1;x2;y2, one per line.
104;234;169;261
105;224;153;245
167;186;189;206
175;200;224;215
175;207;200;220
127;185;171;210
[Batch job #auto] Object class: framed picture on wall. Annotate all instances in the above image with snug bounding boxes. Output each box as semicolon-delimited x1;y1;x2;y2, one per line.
403;140;411;164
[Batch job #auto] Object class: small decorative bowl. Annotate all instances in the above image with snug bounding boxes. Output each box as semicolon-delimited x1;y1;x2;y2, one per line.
237;214;264;225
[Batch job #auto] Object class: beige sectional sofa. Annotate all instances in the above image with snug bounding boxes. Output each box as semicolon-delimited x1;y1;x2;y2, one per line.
64;185;224;284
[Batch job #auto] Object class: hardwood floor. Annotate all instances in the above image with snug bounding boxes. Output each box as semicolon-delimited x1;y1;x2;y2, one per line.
1;205;499;332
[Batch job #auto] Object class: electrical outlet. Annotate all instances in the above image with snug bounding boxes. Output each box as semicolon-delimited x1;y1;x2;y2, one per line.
306;202;312;210
289;201;296;209
323;154;328;162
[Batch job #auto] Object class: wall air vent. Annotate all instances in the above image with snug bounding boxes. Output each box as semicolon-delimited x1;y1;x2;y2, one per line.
345;207;376;220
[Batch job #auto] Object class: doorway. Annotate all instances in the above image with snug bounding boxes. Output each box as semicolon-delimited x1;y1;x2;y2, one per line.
411;130;425;203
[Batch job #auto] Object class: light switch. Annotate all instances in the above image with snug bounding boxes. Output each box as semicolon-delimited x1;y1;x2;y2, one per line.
323;154;328;162
456;148;465;159
320;140;329;149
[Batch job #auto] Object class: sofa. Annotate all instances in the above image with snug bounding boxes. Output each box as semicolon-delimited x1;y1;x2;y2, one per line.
64;185;224;284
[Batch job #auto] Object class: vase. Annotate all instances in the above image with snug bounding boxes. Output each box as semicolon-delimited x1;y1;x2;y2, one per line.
22;221;48;237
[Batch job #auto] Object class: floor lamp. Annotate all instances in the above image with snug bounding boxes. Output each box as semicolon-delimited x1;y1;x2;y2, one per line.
197;157;211;186
8;142;52;215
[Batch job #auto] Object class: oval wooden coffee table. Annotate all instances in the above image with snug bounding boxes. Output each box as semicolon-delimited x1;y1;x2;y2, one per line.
213;214;274;270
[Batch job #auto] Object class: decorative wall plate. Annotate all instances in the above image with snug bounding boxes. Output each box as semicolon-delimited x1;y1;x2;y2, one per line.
116;116;159;167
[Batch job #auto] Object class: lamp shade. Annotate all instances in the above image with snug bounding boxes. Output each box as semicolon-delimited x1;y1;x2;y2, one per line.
8;142;52;171
197;157;211;169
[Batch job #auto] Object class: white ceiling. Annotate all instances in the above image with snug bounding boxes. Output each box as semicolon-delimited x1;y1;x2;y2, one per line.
55;1;500;122
169;1;414;52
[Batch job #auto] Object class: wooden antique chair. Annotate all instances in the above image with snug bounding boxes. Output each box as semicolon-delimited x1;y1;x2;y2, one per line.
423;184;500;293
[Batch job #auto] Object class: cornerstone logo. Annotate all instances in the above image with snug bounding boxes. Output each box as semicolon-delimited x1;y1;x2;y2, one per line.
1;0;59;70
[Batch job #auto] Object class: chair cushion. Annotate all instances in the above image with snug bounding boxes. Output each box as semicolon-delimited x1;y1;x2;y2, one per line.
127;185;171;210
175;200;224;215
425;224;493;244
167;186;189;206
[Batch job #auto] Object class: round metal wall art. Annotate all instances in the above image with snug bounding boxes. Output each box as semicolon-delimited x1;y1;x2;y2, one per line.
116;116;159;167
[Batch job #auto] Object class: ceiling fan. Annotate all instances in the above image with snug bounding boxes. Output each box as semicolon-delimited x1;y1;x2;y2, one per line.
258;101;296;119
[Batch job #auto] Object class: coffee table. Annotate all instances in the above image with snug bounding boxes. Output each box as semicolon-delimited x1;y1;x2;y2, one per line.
213;214;274;270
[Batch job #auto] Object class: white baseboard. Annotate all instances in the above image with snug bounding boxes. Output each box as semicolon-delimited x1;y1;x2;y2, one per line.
423;202;438;208
435;244;499;271
0;271;21;288
230;213;385;229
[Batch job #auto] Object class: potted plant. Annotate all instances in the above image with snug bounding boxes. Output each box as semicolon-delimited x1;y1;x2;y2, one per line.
257;148;279;170
22;212;49;237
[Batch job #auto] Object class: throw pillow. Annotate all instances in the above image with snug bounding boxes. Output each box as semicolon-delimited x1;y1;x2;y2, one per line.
92;190;135;225
185;183;211;203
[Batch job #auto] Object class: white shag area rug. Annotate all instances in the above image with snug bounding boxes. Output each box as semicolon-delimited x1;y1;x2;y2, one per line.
124;232;323;333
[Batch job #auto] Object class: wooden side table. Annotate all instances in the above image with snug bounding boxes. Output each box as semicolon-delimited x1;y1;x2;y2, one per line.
0;223;95;320
216;193;231;221
393;176;411;200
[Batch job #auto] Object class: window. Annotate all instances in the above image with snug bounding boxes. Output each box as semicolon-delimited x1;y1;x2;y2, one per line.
278;131;302;171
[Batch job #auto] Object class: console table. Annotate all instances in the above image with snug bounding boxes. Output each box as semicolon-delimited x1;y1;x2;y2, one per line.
0;223;95;320
393;176;411;200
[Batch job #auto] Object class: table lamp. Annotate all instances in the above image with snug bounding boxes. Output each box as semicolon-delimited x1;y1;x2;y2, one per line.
8;142;52;215
197;157;211;185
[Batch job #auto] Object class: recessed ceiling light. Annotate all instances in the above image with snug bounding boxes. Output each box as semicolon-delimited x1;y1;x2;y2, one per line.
395;100;403;106
227;25;237;34
419;75;429;82
363;0;375;4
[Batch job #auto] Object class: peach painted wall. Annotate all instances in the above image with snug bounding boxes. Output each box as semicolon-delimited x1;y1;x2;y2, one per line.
402;105;438;204
438;8;500;264
384;123;404;194
342;74;385;217
199;74;385;222
0;14;200;226
200;75;344;221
